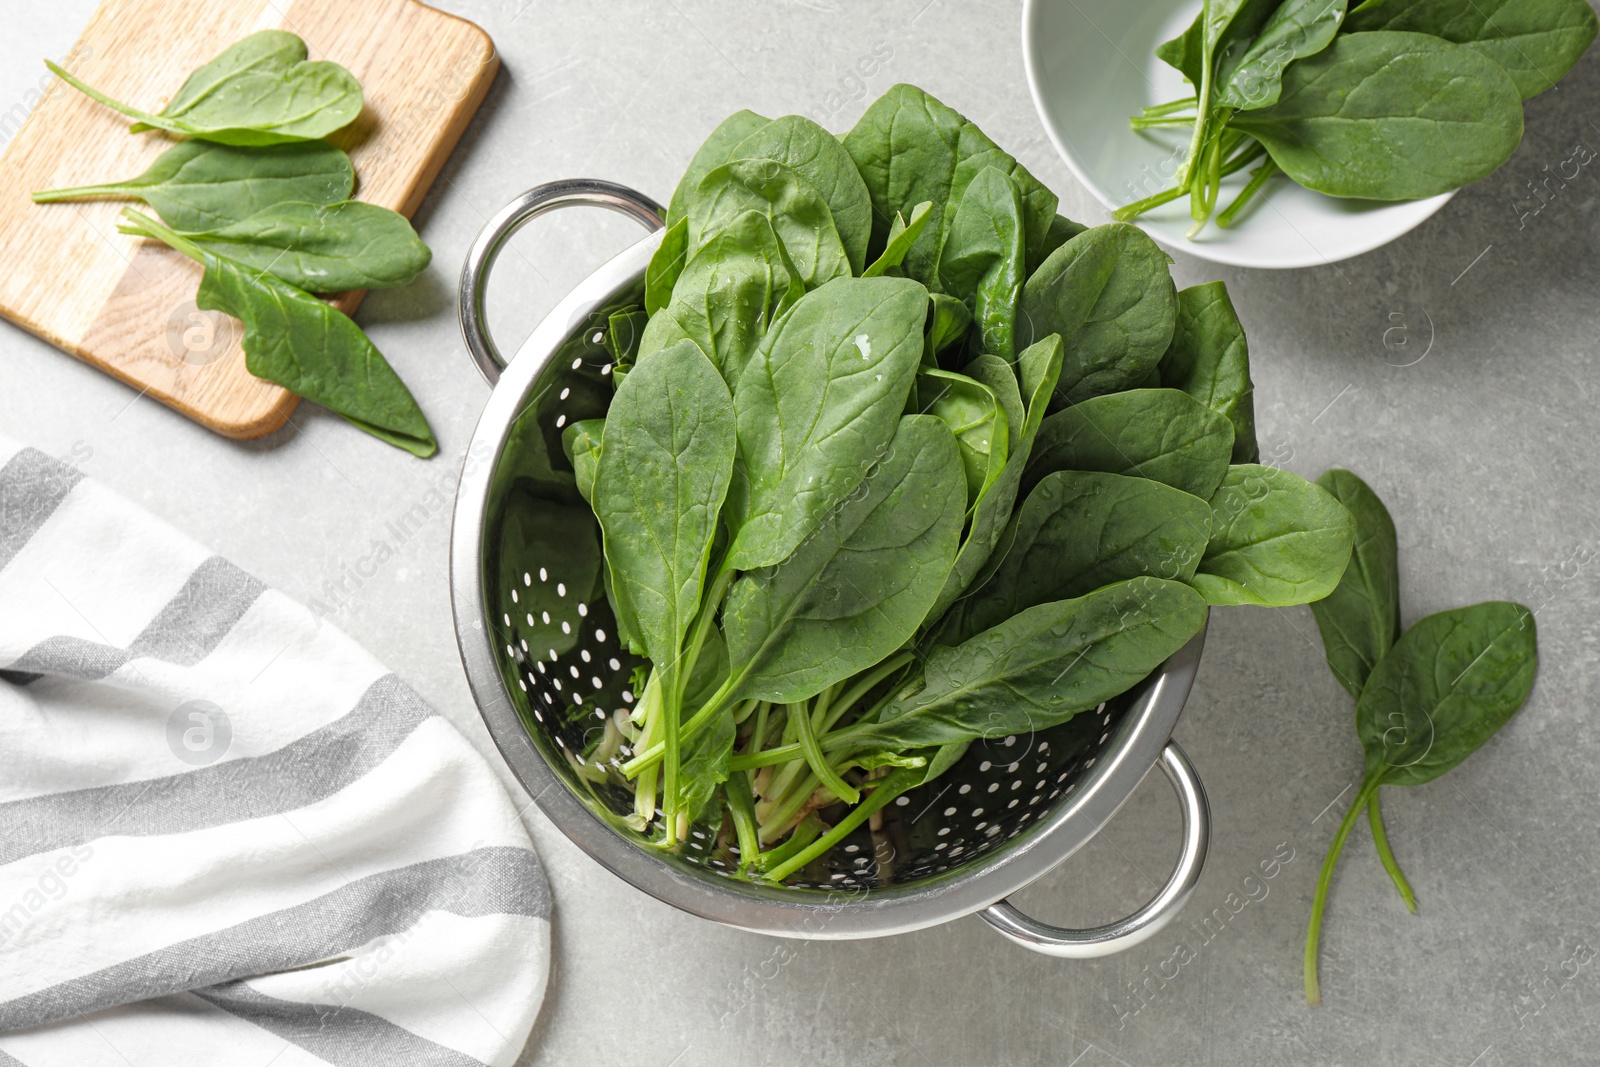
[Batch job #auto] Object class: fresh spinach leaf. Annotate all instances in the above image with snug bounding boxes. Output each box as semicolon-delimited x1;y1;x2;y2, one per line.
1193;464;1355;607
1309;469;1400;697
729;115;874;274
1037;213;1088;262
962;354;1025;457
724;275;928;572
1160;282;1258;463
644;218;689;316
638;209;801;380
604;306;651;368
48;32;361;145
721;414;966;704
935;165;1024;360
841;84;1058;284
836;577;1207;754
1216;0;1349;109
863;201;933;278
562;419;605;504
1018;223;1178;406
32;139;354;232
916;368;1009;506
592;339;736;669
666;109;771;226
940;471;1212;645
1229;32;1525;200
119;209;434;456
1344;0;1598;99
925;293;973;363
1025;388;1235;501
161;200;429;292
686;158;852;291
922;333;1064;627
1357;602;1537;787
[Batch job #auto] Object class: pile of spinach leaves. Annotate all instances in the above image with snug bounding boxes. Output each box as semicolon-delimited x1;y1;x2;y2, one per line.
1119;0;1597;235
564;84;1359;884
1304;469;1538;1004
33;32;436;456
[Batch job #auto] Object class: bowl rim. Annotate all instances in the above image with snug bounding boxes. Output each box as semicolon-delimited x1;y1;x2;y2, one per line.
448;227;1209;939
1017;0;1455;270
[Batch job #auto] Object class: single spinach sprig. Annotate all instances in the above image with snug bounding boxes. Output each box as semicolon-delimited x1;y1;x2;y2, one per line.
31;139;355;231
118;208;436;457
47;30;362;145
1303;469;1538;1005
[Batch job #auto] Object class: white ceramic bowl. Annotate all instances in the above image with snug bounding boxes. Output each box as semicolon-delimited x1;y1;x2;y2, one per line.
1020;0;1453;269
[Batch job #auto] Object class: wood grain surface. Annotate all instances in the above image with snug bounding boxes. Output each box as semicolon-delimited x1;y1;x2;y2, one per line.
0;0;497;438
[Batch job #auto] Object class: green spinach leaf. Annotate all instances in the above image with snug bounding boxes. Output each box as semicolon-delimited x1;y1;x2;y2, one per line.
935;165;1024;360
666;109;771;226
721;414;966;704
940;471;1212;644
962;354;1025;457
1344;0;1598;99
644;218;689;316
1229;32;1525;200
119;209;434;456
686;158;852;291
48;32;361;145
1159;282;1258;463
916;368;1009;506
161;200;429;292
1018;223;1178;406
1216;0;1349;109
925;293;973;363
1309;469;1400;697
1193;464;1355;607
1025;388;1235;501
836;577;1207;754
863;201;933;278
725;275;928;572
32;139;354;232
729;115;874;274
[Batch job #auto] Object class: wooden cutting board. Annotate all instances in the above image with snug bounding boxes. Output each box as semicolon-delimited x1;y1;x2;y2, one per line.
0;0;496;438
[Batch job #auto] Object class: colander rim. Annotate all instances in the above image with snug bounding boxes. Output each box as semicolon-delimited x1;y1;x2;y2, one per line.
448;227;1208;940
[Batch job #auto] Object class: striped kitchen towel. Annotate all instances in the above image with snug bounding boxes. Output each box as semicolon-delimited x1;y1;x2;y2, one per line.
0;440;550;1066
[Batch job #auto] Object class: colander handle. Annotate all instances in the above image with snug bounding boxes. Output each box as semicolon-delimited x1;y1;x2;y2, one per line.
979;741;1209;959
459;179;666;385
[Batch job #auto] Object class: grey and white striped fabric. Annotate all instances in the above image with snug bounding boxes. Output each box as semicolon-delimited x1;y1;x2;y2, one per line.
0;440;550;1066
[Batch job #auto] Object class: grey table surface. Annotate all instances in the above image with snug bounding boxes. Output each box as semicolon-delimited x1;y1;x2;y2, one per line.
5;2;1600;1064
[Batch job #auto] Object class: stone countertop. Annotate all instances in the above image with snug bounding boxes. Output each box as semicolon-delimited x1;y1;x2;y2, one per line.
5;3;1599;1065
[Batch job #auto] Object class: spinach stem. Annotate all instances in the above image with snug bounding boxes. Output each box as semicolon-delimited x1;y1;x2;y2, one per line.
1366;788;1417;914
1216;158;1280;228
759;770;818;843
46;61;166;127
796;688;859;805
731;743;802;772
726;770;762;870
1139;95;1198;118
765;775;908;882
33;182;136;204
1130;115;1195;130
752;813;824;875
1305;775;1381;1006
1113;185;1188;222
1177;0;1215;190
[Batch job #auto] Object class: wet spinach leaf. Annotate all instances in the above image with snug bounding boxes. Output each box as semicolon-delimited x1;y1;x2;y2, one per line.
935;165;1024;360
863;201;933;278
730;115;874;274
686;158;852;291
916;367;1009;506
1216;0;1349;109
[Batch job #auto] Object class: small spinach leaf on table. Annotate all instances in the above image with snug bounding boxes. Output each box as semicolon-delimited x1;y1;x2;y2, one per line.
165;200;430;292
841;84;1057;284
1193;464;1355;607
687;159;852;291
1356;602;1537;787
1215;0;1349;109
916;368;1009;506
729;115;875;274
638;209;801;380
1160;282;1258;463
32;140;355;232
1025;388;1235;501
725;275;928;572
934;165;1024;361
592;339;736;670
48;33;362;145
940;471;1212;645
721;414;966;704
1344;0;1598;100
119;209;435;456
836;577;1207;755
1018;223;1178;406
1309;469;1400;697
1228;32;1525;200
666;109;771;226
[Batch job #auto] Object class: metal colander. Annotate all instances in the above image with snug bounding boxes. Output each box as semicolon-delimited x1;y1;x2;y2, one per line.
450;180;1212;956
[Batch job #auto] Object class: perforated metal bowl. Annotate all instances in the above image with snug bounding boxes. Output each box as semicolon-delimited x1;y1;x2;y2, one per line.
449;180;1213;956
